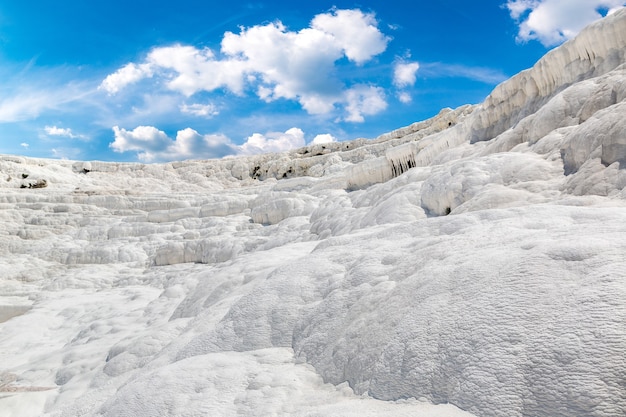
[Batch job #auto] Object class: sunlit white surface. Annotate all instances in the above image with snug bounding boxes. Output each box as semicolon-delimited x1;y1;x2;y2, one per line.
1;10;625;417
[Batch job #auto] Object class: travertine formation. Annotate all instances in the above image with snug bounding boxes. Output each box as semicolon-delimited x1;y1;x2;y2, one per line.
0;9;625;417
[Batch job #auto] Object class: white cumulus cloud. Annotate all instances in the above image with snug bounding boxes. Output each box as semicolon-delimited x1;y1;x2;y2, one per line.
397;92;413;104
220;8;390;116
110;125;236;162
343;85;387;123
110;126;317;160
170;128;235;159
393;61;420;88
45;125;85;139
111;126;171;154
99;63;153;95
221;20;343;114
238;128;306;155
99;8;391;122
311;134;337;144
310;8;390;64
505;0;626;46
146;45;248;96
393;60;420;104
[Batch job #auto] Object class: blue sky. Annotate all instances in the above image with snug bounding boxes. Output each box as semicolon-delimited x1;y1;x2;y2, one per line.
0;0;624;162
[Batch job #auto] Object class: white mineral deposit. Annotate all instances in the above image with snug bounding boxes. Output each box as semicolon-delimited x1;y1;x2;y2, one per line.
1;9;625;417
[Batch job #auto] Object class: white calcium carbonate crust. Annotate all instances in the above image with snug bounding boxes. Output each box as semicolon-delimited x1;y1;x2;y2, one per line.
1;9;625;417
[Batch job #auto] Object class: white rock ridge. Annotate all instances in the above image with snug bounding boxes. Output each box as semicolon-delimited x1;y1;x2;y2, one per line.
1;9;626;417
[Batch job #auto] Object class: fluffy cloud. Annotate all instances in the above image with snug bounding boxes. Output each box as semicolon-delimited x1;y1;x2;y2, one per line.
393;60;420;104
110;126;235;162
221;21;344;114
111;126;171;153
343;85;387;123
310;8;390;64
147;45;248;96
393;61;420;88
44;125;85;139
99;63;153;95
99;9;390;122
238;128;306;155
397;92;413;104
170;128;235;158
109;125;310;161
505;0;626;46
311;134;337;144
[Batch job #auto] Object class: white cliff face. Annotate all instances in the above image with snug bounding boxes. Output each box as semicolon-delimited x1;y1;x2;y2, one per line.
1;10;626;417
469;7;626;144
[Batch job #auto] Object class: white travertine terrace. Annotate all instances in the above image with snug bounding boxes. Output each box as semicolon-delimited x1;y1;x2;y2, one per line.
0;9;625;417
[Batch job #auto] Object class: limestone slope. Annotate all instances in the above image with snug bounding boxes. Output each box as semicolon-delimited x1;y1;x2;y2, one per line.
0;9;625;417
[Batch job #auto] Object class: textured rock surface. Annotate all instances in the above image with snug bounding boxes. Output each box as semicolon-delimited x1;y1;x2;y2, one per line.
1;9;625;417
